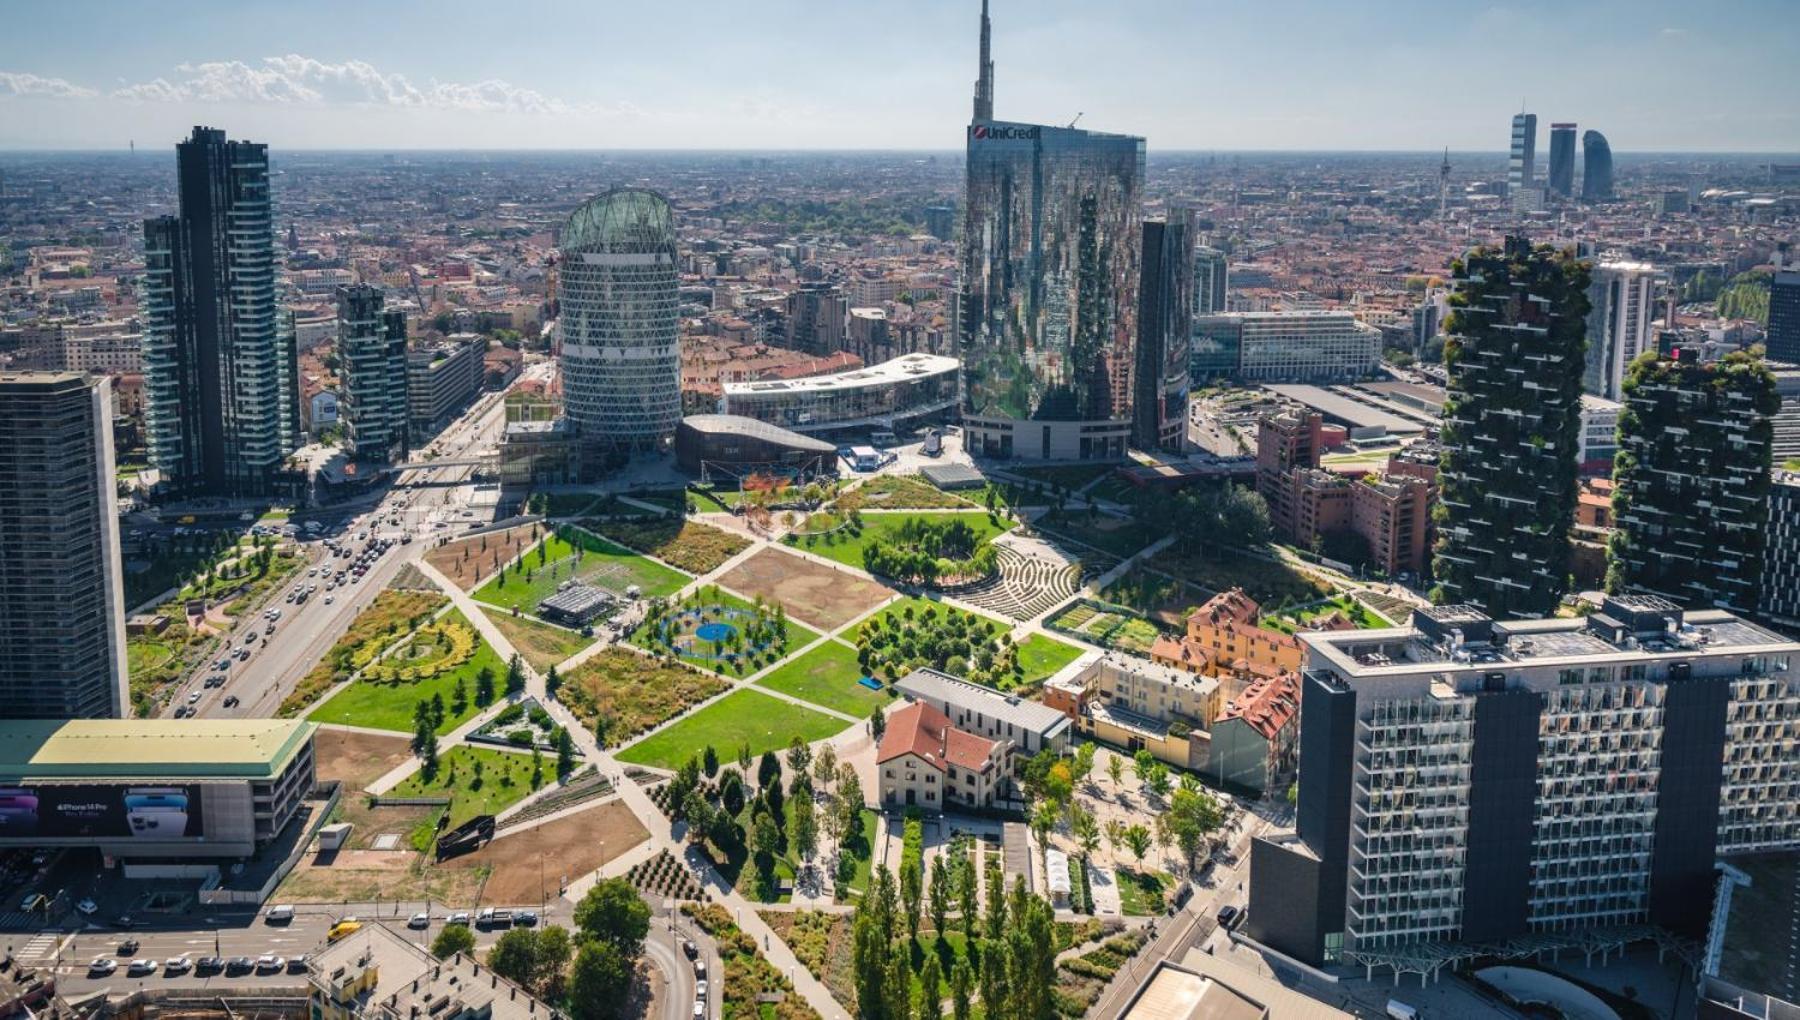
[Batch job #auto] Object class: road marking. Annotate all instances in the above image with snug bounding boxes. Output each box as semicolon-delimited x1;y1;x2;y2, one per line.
17;933;59;961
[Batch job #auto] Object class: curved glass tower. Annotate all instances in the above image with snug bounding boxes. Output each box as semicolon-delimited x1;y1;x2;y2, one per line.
557;188;681;452
1582;130;1614;202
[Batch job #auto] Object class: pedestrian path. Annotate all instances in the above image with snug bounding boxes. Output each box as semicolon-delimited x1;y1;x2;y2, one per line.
15;932;59;961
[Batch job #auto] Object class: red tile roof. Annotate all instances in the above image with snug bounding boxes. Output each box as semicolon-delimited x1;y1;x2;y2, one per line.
1216;672;1300;741
877;701;998;774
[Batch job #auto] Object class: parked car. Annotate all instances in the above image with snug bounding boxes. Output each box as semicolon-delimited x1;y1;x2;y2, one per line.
513;910;538;927
255;955;284;973
407;912;430;929
287;956;309;974
447;911;471;927
226;956;255;975
126;959;159;976
77;898;98;915
195;957;223;975
165;957;193;975
1216;905;1240;929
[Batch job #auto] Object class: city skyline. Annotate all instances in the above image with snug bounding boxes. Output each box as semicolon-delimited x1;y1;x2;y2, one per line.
3;0;1799;152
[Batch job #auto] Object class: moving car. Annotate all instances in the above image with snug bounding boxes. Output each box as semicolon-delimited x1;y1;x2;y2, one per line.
255;955;284;973
1216;905;1240;929
447;911;471;927
126;959;159;976
513;910;538;927
195;957;223;975
326;921;362;943
226;956;255;975
118;939;140;955
165;957;192;975
88;958;117;976
77;898;98;915
407;912;430;929
266;904;294;924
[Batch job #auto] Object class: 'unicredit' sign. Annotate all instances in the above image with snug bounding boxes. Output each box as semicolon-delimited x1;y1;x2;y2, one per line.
972;124;1041;141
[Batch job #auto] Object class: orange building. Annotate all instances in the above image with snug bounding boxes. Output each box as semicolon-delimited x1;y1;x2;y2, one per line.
1151;588;1308;679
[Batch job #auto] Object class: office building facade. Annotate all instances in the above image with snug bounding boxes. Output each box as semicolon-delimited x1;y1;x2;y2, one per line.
783;284;847;356
956;0;1144;459
1583;130;1614;201
1135;212;1194;451
1768;251;1800;364
1609;349;1778;613
407;334;485;437
141;126;295;496
1434;237;1590;618
557;187;682;453
335;285;409;463
1547;123;1576;198
1247;599;1800;972
720;352;960;433
1194;246;1229;314
1193;311;1382;383
0;373;128;720
1508;113;1537;206
1583;260;1666;400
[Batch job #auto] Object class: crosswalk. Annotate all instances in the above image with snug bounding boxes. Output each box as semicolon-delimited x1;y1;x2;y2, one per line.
15;932;59;962
0;911;43;932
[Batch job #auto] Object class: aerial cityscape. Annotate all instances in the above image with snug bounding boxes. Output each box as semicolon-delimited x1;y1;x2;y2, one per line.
3;3;1800;1020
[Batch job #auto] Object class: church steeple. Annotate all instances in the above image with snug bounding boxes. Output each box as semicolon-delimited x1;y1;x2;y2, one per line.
972;0;994;122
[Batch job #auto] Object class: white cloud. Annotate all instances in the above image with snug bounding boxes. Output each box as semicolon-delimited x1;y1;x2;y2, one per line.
108;55;578;115
0;71;98;99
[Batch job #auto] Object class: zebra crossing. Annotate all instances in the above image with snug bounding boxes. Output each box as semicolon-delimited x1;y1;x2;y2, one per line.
14;931;60;961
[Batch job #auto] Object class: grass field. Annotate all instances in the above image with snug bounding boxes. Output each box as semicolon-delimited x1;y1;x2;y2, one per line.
755;640;891;717
472;525;686;612
616;689;849;770
1015;632;1086;683
307;610;506;734
1260;593;1390;634
558;648;730;748
836;475;975;511
280;590;448;716
482;608;593;673
386;746;542;828
714;547;894;631
784;510;1013;569
1114;867;1171;916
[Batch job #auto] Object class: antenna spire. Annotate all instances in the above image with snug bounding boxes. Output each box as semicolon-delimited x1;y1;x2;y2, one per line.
973;0;994;122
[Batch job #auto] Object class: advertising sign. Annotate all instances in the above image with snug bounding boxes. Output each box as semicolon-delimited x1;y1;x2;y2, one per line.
0;785;205;840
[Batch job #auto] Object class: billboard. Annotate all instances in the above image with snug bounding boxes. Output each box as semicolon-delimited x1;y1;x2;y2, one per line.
0;785;205;841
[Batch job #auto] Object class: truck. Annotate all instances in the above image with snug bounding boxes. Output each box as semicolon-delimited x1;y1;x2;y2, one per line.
434;814;497;861
1385;1000;1418;1020
922;430;943;457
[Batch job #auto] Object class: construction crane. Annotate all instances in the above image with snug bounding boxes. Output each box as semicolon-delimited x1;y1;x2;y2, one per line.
1068;112;1083;129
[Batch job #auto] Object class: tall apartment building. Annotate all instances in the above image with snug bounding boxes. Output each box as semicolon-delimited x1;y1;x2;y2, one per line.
0;373;128;719
846;307;888;362
1583;260;1666;400
141;126;296;496
1255;409;1326;537
1760;470;1800;625
557;187;682;454
957;0;1143;460
1434;237;1590;618
335;285;409;463
1768;248;1800;365
1609;349;1778;612
783;284;847;356
1135;212;1195;452
1248;599;1800;971
1194;246;1229;314
1255;411;1435;576
407;334;485;437
1192;311;1381;382
1547;123;1577;198
1508;112;1538;208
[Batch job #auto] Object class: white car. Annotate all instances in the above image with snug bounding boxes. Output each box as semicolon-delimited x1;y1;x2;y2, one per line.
165;956;192;974
76;898;98;915
408;912;430;929
323;595;334;605
88;957;117;976
696;979;708;999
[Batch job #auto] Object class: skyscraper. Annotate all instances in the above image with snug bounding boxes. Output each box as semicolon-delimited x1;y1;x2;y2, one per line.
0;372;128;719
557;187;682;455
783;284;848;356
1582;129;1614;201
1609;349;1778;612
972;0;993;123
1508;112;1537;205
1194;246;1229;314
142;126;296;497
1767;245;1800;364
1547;122;1576;197
337;285;410;463
1134;211;1194;452
1433;237;1590;618
1582;260;1665;400
957;1;1146;460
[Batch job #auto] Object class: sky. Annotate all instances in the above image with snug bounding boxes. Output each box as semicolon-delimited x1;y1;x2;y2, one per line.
2;0;1797;153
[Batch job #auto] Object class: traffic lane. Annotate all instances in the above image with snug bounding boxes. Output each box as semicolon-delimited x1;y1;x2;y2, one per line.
642;926;693;1020
159;543;326;719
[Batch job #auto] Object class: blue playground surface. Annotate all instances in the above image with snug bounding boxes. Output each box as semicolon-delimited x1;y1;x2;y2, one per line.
695;621;735;643
857;676;883;691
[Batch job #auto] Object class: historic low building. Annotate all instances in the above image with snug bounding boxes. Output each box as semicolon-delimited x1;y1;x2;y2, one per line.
876;700;1005;813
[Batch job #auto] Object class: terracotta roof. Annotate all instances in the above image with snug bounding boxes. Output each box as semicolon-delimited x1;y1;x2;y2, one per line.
877;701;998;774
1216;672;1300;740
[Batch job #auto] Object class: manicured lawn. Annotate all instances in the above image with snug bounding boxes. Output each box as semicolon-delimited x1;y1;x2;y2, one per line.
616;689;849;770
630;584;818;677
280;590;448;716
837;475;976;511
785;510;1013;569
756;640;892;718
558;648;730;749
1114;867;1172;916
308;610;506;734
835;808;878;900
582;516;750;575
386;746;543;828
482;608;593;673
1015;632;1085;684
1261;593;1391;633
471;525;686;612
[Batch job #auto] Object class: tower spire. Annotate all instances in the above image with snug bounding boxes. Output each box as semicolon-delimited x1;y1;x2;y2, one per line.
973;0;994;122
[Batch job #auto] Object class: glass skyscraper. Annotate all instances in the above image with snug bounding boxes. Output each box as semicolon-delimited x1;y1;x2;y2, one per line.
956;1;1145;459
1583;130;1614;201
142;126;296;496
1547;122;1576;198
557;187;682;454
1135;211;1193;452
1508;112;1537;207
337;284;410;463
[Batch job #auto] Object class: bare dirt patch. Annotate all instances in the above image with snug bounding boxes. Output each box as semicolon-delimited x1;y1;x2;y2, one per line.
424;523;543;591
715;547;894;631
315;728;415;789
442;800;649;905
